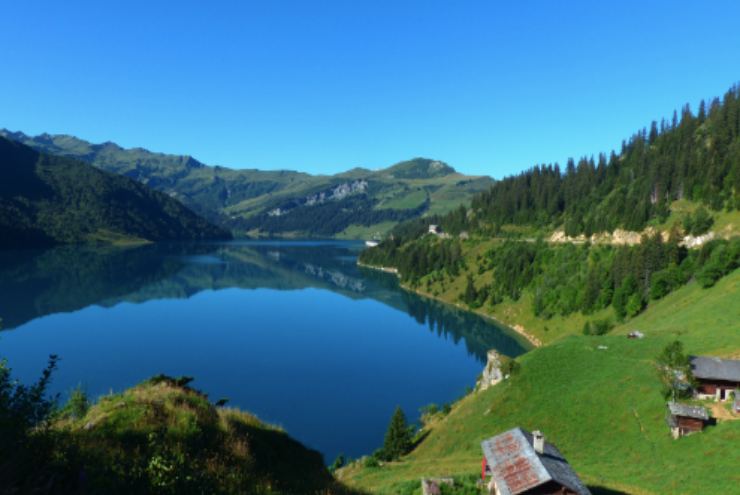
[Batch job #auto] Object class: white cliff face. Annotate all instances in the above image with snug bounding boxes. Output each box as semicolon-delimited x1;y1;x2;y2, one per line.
549;228;718;248
264;179;369;218
305;180;368;206
477;350;504;392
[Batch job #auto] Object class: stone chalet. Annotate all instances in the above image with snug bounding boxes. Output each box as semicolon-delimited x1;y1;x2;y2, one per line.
690;356;740;401
666;402;710;439
481;428;591;495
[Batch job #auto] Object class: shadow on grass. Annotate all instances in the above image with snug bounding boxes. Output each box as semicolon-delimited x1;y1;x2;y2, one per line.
589;486;631;495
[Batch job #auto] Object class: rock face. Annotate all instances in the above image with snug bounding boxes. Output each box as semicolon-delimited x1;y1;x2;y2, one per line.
421;477;454;495
477;350;504;391
549;228;719;248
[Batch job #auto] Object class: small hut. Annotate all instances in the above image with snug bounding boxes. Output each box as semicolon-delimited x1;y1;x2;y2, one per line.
480;427;591;495
666;402;710;439
690;356;740;401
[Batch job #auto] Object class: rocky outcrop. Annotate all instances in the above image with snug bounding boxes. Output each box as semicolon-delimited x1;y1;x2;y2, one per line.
421;477;454;495
549;228;718;248
477;350;504;391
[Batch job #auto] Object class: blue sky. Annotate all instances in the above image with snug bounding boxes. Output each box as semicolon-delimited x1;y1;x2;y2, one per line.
2;1;739;177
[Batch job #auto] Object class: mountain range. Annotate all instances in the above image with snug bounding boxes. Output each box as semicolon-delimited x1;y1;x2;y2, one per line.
0;137;230;249
0;130;493;238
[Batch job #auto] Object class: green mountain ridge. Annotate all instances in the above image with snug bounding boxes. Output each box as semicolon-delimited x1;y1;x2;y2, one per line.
0;137;230;249
0;130;493;238
413;84;740;239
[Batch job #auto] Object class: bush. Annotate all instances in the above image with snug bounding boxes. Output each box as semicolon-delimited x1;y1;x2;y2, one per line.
64;384;90;420
330;454;346;471
655;340;695;400
582;318;614;336
683;207;714;236
0;354;60;490
500;358;521;376
650;265;680;300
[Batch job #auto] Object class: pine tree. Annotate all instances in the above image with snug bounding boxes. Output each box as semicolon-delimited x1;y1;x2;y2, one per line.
381;406;413;461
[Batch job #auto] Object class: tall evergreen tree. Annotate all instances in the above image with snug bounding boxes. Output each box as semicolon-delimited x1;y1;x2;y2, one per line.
380;406;413;461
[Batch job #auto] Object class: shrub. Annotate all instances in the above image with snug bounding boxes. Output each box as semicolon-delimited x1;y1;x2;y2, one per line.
655;341;695;400
65;384;90;420
330;454;346;471
683;207;714;236
583;318;614;336
500;358;521;376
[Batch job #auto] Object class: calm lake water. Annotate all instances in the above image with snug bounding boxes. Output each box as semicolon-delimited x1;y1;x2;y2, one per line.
0;240;528;461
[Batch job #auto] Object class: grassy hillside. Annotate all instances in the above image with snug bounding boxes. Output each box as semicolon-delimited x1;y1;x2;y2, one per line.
0;130;492;238
0;137;230;249
339;270;740;494
4;374;359;494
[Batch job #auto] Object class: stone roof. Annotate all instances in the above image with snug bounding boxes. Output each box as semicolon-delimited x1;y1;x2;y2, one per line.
481;427;591;495
667;402;709;420
690;356;740;382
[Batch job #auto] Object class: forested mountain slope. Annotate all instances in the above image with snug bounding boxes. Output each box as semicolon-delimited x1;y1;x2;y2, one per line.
421;84;740;237
360;84;740;345
0;137;230;249
0;130;493;238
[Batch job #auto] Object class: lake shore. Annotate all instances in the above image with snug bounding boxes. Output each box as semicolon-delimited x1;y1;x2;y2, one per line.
357;261;542;348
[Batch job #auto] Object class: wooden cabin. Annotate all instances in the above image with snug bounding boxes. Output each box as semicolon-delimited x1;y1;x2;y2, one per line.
690;356;740;401
666;402;709;439
480;428;591;495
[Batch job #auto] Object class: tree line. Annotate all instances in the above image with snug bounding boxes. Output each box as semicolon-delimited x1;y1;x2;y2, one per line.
361;234;739;323
429;84;740;236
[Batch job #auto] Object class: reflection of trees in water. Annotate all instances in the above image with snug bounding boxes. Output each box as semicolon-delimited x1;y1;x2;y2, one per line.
0;241;528;362
0;245;186;330
400;291;526;362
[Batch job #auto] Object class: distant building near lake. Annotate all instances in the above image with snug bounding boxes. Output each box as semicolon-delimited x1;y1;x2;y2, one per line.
480;427;591;495
666;402;710;439
690;356;740;401
428;224;441;235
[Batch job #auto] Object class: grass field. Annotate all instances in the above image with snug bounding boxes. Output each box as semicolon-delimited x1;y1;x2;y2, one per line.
339;270;740;494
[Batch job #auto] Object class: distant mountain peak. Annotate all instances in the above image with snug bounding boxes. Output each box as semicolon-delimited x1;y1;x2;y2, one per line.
383;158;456;179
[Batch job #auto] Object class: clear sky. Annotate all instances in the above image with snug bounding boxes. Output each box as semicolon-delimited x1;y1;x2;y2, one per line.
2;1;739;177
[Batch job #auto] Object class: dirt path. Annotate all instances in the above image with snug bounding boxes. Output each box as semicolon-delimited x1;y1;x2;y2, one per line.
710;402;738;422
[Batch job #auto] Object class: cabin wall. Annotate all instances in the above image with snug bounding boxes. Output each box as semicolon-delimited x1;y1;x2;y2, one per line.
696;379;740;400
676;416;704;432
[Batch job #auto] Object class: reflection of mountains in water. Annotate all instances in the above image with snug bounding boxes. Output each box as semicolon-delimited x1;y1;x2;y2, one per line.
0;242;528;359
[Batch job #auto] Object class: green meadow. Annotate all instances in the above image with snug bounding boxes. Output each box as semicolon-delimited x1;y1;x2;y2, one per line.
340;269;740;494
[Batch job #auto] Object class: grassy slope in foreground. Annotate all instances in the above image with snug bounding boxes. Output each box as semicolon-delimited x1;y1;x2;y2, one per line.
339;269;740;494
45;376;358;494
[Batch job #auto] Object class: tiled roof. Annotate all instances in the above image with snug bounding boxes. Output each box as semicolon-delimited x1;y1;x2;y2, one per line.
691;356;740;382
481;427;591;495
667;402;709;420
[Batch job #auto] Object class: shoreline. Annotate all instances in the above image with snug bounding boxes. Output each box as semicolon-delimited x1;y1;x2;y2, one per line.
357;261;542;348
